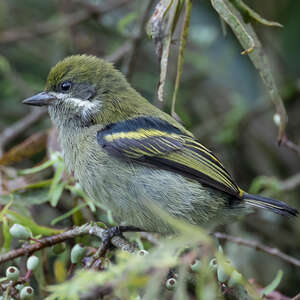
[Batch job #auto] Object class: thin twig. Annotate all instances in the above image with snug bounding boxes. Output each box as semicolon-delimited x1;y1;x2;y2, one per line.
75;0;132;15
0;11;90;44
280;173;300;191
0;223;136;265
171;0;192;119
123;0;155;80
281;135;300;157
0;108;46;156
104;41;132;63
215;232;300;267
0;0;131;44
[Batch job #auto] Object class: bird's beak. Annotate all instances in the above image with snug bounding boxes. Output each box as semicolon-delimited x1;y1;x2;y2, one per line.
22;92;57;106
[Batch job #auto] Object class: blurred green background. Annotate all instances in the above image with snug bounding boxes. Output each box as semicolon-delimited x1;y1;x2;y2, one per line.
0;0;299;297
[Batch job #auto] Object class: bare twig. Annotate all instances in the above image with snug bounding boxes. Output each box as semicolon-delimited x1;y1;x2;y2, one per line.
0;11;90;44
215;232;300;267
280;135;300;157
0;223;136;265
0;0;132;44
0;130;48;166
171;0;192;119
123;0;155;80
280;173;300;191
75;0;132;15
292;293;300;300
104;41;132;63
0;108;46;156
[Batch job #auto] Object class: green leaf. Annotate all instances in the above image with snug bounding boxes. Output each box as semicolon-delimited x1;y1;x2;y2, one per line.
118;12;137;34
5;210;63;236
18;159;54;175
1;217;12;252
261;270;283;296
0;188;51;206
50;181;65;207
0;199;13;221
51;203;87;225
48;161;65;207
66;184;96;212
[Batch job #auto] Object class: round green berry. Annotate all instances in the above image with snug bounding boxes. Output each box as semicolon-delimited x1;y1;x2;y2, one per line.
137;250;149;256
208;258;217;272
6;266;20;281
16;284;24;290
26;256;39;271
71;244;86;264
190;259;201;272
166;278;177;290
9;224;30;240
20;286;34;299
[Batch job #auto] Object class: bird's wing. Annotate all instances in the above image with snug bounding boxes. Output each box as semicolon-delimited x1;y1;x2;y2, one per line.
97;116;241;197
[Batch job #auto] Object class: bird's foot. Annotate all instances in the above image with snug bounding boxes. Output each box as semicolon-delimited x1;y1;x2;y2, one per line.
85;225;143;269
101;225;144;249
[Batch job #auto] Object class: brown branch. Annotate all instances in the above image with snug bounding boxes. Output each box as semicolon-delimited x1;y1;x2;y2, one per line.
215;232;300;267
280;135;300;157
123;0;155;80
0;130;48;166
75;0;132;15
104;41;132;63
0;0;132;44
292;293;300;300
0;108;47;156
0;223;136;265
0;11;91;44
280;173;300;191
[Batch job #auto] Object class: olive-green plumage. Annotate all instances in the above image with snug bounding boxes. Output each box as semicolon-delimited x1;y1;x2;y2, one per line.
22;55;297;234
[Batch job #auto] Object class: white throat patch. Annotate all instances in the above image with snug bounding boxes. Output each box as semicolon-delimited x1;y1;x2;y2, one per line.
50;92;101;121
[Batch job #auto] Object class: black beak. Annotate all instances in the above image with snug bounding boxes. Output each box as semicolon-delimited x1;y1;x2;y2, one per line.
22;92;57;106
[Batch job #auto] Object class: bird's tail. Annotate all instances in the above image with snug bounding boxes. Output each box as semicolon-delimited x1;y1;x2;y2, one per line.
242;193;298;217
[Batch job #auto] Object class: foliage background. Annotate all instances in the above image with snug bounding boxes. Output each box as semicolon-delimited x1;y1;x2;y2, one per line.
0;0;299;299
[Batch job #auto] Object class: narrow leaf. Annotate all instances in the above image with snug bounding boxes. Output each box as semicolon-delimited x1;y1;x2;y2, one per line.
5;209;63;236
261;270;283;296
51;203;87;225
171;0;192;118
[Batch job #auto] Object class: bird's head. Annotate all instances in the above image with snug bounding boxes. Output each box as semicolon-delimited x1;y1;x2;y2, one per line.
22;55;136;128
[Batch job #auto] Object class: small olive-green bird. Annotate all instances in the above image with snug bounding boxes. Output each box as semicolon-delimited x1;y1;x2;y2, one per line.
22;55;297;234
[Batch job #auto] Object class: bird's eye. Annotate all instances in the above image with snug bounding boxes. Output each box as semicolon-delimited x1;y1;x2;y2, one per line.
59;81;72;92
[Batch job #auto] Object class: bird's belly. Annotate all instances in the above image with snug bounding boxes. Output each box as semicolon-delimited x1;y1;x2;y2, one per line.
76;155;244;234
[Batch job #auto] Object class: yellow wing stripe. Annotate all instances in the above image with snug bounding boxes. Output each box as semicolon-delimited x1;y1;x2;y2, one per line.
185;146;237;187
166;152;229;187
104;129;181;142
186;150;238;192
184;149;238;191
98;117;241;196
186;140;223;164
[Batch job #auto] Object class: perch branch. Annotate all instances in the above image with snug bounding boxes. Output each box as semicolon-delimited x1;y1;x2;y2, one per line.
215;232;300;267
0;223;136;265
0;108;46;156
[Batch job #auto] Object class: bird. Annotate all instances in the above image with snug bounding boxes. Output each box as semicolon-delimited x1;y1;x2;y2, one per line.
22;55;298;235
